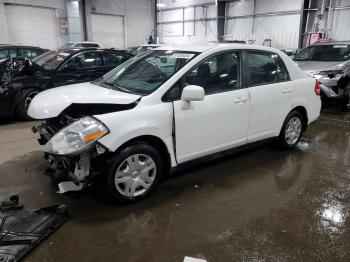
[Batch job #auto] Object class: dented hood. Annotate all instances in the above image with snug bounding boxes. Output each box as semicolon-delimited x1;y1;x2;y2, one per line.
28;82;141;119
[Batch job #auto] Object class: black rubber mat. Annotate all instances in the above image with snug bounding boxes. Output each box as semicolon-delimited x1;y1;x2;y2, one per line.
0;205;69;262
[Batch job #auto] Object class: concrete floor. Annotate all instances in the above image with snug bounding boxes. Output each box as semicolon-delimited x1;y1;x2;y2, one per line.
0;111;349;262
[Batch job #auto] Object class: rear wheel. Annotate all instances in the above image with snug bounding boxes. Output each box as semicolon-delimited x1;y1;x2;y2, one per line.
278;111;304;149
13;88;40;121
102;143;163;203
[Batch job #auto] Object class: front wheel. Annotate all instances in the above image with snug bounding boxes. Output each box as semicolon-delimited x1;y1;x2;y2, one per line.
13;88;40;121
103;143;164;203
278;111;304;149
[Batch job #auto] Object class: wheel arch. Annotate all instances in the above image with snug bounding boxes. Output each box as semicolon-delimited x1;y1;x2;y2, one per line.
290;105;308;131
112;135;173;177
10;86;41;115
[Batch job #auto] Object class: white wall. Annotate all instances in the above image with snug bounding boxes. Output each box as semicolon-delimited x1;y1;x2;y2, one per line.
67;0;82;42
225;0;302;49
0;0;67;47
0;0;155;48
157;0;216;45
157;0;213;9
327;0;350;41
84;0;155;48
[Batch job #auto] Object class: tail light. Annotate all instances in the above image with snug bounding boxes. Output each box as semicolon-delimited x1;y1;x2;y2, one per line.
315;80;320;96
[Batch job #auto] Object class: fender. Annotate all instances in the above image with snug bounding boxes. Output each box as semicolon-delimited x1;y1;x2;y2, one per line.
95;102;177;167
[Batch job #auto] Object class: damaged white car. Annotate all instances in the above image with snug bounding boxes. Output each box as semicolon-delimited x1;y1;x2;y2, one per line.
28;44;321;203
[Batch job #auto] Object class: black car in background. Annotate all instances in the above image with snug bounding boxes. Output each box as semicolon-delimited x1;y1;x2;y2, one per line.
0;45;49;61
0;48;133;120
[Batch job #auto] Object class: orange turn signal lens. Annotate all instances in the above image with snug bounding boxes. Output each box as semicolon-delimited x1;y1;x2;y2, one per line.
83;130;106;141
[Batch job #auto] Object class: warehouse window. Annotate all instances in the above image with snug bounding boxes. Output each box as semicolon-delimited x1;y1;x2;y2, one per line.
185;51;241;95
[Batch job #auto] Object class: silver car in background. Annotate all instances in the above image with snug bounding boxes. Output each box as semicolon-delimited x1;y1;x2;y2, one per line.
294;41;350;109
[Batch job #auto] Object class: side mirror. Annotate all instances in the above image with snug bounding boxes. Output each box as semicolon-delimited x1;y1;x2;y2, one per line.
181;85;205;109
181;85;205;101
61;64;77;72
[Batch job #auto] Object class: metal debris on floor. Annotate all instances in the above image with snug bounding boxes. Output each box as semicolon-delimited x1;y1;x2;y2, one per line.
0;204;69;262
0;195;23;213
183;256;207;262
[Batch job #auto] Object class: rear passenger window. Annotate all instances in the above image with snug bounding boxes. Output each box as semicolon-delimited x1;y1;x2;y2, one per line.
0;50;7;59
66;52;99;68
18;48;37;58
246;52;289;86
185;51;241;95
3;49;17;58
102;52;128;67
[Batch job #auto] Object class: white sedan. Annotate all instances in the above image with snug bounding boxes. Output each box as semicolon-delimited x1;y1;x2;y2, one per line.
28;44;321;203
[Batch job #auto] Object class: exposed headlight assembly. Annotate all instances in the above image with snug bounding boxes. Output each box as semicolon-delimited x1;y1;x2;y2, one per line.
44;117;109;155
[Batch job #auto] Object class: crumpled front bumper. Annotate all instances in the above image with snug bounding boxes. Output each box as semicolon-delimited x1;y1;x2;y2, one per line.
33;122;108;194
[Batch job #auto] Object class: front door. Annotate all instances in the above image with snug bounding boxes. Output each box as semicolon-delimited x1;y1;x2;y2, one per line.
173;51;250;163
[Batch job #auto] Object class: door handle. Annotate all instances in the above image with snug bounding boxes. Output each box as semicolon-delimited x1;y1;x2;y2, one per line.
234;97;247;103
282;88;292;94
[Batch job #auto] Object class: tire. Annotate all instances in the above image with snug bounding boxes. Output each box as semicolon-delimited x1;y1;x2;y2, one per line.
340;81;350;111
102;143;164;204
278;111;304;149
13;88;40;121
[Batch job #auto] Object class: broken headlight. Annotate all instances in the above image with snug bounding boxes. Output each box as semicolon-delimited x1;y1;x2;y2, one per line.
44;117;109;155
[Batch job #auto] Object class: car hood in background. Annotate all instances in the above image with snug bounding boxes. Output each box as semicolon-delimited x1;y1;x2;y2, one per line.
294;61;347;73
28;82;141;119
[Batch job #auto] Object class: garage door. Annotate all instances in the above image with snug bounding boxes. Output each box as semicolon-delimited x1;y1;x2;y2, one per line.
5;4;58;50
91;14;125;49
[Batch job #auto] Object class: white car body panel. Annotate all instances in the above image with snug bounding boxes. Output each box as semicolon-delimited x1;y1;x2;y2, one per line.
96;102;177;167
174;89;250;163
29;44;321;168
247;81;294;142
28;82;140;119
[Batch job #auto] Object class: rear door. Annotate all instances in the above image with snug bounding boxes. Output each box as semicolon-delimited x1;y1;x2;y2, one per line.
245;51;293;142
54;51;103;86
173;51;250;163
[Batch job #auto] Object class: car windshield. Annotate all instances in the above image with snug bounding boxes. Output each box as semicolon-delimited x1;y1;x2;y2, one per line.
294;44;350;61
99;50;198;95
60;43;74;49
32;50;71;70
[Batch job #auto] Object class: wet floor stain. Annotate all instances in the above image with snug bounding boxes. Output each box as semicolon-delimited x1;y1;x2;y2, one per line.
0;111;349;261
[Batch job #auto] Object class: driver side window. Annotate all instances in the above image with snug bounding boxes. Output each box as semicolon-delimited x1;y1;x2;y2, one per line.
185;51;241;95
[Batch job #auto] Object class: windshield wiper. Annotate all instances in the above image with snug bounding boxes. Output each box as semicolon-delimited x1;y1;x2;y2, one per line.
112;84;133;94
99;81;133;94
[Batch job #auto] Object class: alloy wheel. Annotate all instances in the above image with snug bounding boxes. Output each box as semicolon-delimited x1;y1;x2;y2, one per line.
24;91;39;112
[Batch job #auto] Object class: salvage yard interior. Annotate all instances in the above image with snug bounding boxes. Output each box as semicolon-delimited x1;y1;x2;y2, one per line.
0;0;350;261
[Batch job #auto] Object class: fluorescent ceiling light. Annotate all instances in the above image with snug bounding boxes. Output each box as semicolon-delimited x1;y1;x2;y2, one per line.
157;3;166;8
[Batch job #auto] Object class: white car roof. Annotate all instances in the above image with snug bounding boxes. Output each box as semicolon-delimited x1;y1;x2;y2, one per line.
155;43;285;54
141;44;163;47
74;41;99;44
